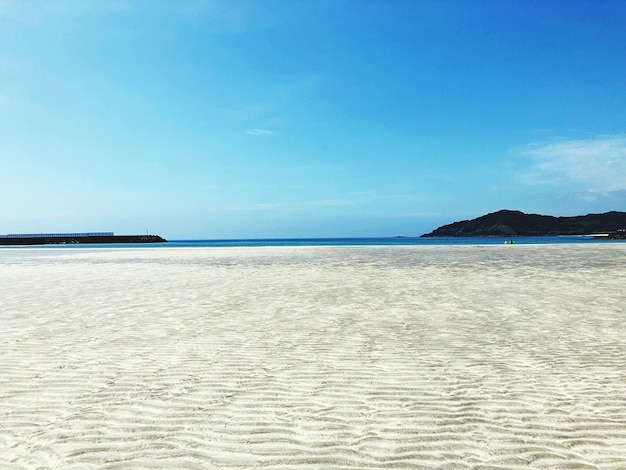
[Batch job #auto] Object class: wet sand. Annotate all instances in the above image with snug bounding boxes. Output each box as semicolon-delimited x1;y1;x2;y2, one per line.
1;245;626;468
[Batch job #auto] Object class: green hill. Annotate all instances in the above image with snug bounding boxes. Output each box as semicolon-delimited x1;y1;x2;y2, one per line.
421;210;626;237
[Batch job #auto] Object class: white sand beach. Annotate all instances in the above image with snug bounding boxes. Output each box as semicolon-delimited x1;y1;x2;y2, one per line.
1;245;626;469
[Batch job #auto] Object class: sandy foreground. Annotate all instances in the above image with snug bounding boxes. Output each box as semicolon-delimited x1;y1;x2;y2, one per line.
1;245;626;469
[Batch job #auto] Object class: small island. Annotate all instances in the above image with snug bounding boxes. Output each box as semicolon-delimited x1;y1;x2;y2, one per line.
421;210;626;239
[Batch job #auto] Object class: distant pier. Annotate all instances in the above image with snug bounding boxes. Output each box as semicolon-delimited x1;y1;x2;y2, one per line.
0;232;167;246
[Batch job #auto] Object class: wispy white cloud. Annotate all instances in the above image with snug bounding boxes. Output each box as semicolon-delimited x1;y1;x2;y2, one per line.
519;136;626;197
250;199;354;211
246;128;274;136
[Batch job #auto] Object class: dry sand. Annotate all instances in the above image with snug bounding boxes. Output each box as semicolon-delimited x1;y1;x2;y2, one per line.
1;244;626;469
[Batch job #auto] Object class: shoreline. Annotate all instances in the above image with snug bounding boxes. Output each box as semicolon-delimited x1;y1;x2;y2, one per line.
2;234;624;251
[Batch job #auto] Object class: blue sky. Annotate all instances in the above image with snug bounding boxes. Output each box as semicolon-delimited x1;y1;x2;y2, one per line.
1;0;625;238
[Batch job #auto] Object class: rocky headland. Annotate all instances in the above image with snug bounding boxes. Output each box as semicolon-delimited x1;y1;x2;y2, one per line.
421;210;626;237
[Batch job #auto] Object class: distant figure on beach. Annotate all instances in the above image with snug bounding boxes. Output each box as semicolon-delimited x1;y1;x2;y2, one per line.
504;240;515;244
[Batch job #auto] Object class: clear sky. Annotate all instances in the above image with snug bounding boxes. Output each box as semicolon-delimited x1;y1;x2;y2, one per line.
1;0;625;239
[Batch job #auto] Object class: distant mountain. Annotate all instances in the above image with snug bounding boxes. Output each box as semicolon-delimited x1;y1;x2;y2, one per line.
421;210;626;237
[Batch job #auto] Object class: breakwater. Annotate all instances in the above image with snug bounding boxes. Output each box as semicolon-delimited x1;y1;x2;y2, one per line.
0;233;167;245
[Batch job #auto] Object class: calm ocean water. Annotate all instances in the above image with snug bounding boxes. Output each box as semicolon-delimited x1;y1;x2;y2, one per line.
1;236;623;249
164;235;618;248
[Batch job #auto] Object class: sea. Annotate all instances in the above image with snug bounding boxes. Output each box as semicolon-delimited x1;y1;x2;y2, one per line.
165;235;625;248
37;235;626;248
1;235;624;249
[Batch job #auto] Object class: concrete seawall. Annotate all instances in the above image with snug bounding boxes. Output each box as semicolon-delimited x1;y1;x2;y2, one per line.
0;234;167;246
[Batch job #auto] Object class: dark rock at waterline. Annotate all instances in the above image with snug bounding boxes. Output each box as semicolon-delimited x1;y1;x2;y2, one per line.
608;229;626;240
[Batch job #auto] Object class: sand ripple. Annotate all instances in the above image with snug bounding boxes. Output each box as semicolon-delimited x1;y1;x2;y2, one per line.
1;245;626;468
